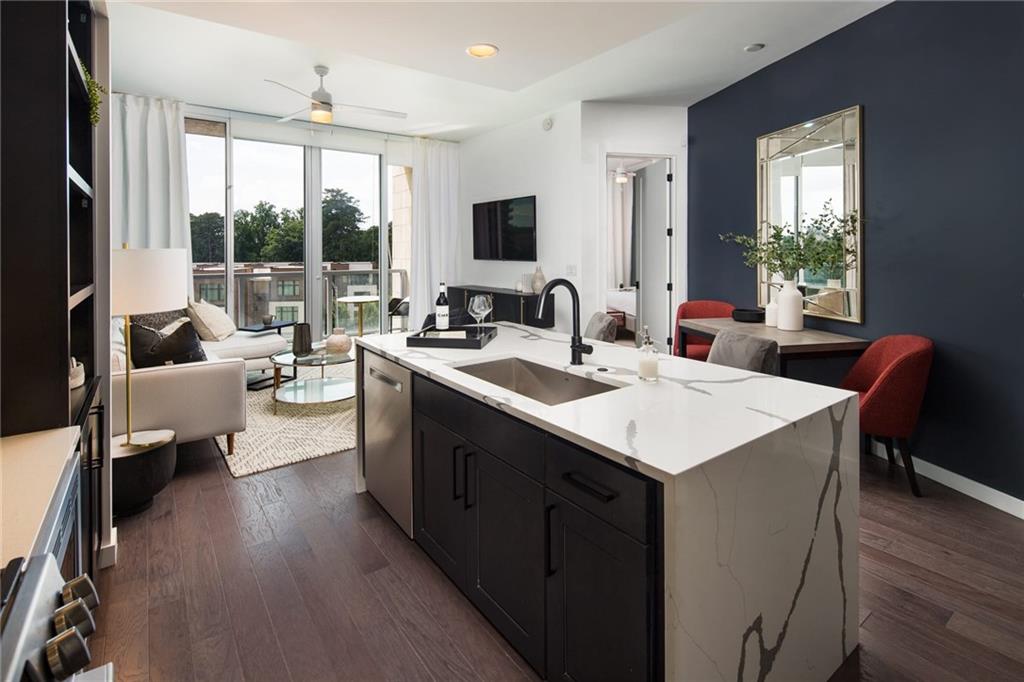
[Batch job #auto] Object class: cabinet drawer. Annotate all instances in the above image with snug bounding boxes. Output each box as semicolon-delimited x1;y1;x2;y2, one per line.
414;375;544;481
545;437;655;543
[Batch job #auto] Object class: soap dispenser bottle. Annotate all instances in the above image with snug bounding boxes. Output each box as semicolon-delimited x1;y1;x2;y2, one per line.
638;326;659;382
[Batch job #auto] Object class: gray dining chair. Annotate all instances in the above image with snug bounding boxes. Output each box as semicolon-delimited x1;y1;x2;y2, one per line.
707;329;780;375
583;312;618;343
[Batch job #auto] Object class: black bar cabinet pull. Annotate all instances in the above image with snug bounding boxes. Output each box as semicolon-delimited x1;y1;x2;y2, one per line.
562;471;618;503
464;452;476;509
452;445;465;500
545;504;560;576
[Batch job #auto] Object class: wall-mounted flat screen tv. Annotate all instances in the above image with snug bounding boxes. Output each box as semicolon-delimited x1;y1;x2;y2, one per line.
472;195;537;261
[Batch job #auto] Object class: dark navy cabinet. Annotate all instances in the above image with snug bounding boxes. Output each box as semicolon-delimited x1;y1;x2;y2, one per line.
412;374;661;680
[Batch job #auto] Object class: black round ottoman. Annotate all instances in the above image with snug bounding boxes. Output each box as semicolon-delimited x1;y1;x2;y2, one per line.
112;429;177;517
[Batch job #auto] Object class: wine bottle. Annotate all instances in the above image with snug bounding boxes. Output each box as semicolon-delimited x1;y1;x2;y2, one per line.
435;282;450;330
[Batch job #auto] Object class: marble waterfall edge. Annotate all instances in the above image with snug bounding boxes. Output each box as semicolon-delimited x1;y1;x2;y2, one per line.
665;398;859;681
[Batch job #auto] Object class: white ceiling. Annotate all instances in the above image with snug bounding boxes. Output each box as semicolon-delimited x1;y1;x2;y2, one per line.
110;1;884;140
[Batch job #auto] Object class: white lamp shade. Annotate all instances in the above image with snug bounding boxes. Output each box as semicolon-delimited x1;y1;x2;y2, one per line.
111;248;188;316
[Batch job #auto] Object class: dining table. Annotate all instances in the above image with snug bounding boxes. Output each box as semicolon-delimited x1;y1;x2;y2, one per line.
677;317;870;377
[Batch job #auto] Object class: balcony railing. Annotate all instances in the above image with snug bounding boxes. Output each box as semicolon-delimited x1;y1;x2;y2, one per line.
192;263;409;336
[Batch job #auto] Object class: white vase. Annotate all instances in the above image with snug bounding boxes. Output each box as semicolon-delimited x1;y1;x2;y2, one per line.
764;289;778;327
777;280;804;331
325;327;352;354
531;266;547;294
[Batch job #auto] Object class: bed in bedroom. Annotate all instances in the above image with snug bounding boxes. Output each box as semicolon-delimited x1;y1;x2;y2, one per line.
606;288;637;333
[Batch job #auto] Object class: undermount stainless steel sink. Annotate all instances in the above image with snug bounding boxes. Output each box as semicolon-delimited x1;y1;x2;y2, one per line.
453;357;622;406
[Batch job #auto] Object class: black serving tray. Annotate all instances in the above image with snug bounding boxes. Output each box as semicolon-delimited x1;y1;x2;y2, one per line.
406;325;497;349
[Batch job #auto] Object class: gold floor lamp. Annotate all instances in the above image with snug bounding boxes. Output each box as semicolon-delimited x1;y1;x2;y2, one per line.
111;246;187;448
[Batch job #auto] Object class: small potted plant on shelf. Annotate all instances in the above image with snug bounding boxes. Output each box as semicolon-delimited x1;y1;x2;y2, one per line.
720;223;827;331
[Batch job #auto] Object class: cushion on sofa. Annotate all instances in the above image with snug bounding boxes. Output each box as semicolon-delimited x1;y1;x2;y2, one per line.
130;320;207;368
188;299;236;341
200;330;288;361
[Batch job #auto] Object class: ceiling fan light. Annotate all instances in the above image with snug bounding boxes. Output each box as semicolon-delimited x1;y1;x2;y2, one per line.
311;101;333;124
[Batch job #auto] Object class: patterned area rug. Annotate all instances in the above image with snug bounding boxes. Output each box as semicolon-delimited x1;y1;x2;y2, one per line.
215;363;357;477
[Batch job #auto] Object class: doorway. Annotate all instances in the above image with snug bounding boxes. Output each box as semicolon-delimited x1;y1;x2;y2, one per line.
605;155;674;350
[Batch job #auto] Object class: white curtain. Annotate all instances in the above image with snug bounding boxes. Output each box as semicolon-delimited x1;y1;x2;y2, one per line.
410;138;460;328
111;94;192;289
607;176;634;289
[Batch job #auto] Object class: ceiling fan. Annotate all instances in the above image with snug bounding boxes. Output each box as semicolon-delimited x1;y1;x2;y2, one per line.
265;65;407;125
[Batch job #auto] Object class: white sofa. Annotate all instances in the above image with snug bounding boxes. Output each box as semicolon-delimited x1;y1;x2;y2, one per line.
201;330;289;371
111;358;247;453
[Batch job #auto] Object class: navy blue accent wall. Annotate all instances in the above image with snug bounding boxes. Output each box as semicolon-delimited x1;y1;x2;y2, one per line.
687;2;1024;500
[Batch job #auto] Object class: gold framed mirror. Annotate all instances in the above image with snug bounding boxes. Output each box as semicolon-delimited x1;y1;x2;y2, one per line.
756;105;863;323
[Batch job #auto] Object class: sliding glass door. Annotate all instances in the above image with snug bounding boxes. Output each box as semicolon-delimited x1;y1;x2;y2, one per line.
321;149;381;338
232;139;305;337
183;115;411;340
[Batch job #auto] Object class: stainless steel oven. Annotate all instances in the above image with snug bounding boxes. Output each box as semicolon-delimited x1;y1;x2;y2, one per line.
33;448;82;581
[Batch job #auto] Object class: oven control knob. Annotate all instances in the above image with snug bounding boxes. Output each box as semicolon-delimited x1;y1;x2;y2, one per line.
61;574;99;610
45;628;92;680
54;597;96;637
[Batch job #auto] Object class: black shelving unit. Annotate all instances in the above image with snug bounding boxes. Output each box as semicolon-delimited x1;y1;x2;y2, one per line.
2;0;98;435
2;0;105;577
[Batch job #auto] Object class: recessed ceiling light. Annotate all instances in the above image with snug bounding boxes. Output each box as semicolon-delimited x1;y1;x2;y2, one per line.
803;122;816;128
743;43;765;53
466;43;499;59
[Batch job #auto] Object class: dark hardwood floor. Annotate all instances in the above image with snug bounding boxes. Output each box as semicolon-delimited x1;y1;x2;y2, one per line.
89;440;1024;681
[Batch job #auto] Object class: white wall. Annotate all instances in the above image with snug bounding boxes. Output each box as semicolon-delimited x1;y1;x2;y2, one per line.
458;102;583;331
458;100;686;335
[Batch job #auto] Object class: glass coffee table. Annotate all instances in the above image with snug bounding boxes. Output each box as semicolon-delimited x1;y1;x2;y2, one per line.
270;344;355;414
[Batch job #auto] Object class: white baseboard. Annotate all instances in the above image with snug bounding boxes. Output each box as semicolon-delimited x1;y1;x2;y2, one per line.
869;442;1024;520
98;527;118;569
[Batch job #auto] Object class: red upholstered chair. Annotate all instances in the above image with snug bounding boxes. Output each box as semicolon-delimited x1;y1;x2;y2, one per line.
841;335;934;496
672;300;735;360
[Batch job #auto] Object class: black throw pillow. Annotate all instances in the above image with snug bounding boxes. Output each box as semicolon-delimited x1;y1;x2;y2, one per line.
129;320;207;368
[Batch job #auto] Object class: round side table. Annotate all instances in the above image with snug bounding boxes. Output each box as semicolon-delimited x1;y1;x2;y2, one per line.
112;429;177;517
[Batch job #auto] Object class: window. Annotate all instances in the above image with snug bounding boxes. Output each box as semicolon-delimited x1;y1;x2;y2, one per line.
182;114;408;338
198;281;225;303
185;118;226;309
233;139;304;337
276;279;301;298
322;149;381;336
276;305;300;322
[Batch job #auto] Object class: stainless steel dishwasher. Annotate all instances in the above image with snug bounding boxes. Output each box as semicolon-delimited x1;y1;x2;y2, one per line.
362;350;413;537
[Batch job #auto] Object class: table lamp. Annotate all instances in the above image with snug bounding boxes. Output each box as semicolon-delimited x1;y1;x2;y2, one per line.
111;245;187;447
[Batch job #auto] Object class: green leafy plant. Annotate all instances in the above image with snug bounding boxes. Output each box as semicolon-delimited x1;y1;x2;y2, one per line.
721;201;860;282
804;201;859;280
82;65;106;126
720;223;821;281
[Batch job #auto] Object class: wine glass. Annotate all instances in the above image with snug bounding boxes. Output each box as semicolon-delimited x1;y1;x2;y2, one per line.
468;294;493;328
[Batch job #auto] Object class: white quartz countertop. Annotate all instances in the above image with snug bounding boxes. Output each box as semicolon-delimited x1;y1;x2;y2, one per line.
0;426;81;564
357;323;855;482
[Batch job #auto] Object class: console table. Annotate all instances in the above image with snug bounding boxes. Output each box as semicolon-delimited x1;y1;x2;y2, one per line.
448;284;555;328
678;317;870;376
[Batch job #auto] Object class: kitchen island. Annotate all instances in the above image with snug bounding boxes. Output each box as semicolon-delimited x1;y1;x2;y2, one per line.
356;322;858;681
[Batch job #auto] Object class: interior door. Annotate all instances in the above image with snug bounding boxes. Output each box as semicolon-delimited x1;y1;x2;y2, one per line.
638;159;672;352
